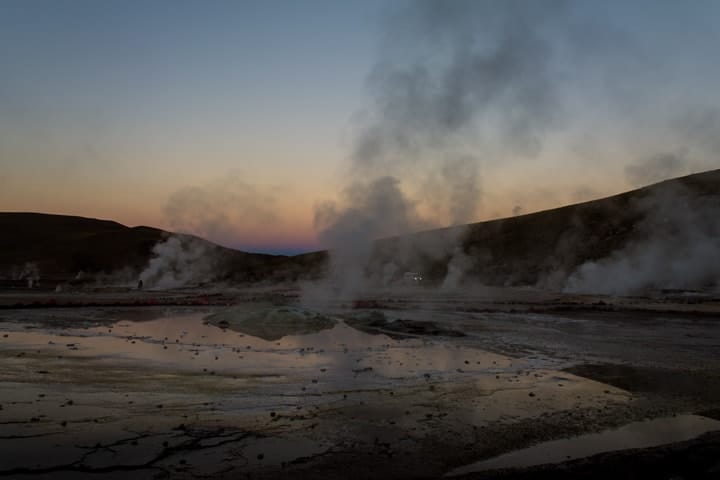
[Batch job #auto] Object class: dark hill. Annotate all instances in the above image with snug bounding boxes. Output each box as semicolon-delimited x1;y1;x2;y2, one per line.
2;169;718;289
367;169;720;286
0;213;311;286
0;213;164;280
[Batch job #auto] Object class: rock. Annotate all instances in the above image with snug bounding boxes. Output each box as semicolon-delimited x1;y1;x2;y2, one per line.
344;311;465;338
205;306;336;341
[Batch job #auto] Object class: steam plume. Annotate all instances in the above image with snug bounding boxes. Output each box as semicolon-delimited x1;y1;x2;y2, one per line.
625;152;690;187
565;184;720;294
138;235;218;290
312;0;571;295
136;173;280;289
164;172;277;246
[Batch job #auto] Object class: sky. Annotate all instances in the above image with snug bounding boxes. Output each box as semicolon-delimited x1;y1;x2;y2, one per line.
1;0;719;254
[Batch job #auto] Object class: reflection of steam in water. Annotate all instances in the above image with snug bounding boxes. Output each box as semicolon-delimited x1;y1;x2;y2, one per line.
0;311;642;475
0;311;628;416
1;312;515;389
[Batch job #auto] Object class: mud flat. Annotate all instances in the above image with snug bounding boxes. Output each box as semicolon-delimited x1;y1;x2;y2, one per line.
0;287;719;478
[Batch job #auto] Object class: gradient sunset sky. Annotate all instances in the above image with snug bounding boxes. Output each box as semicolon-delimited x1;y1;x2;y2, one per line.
2;0;719;254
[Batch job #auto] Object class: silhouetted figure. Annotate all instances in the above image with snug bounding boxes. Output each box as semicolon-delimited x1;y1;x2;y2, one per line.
137;279;143;290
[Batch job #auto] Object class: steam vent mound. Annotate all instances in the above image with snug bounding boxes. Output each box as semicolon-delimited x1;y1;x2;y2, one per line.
344;311;465;339
205;306;336;341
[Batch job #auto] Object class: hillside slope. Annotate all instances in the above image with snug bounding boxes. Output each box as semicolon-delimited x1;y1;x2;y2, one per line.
0;213;305;286
0;213;163;280
2;169;718;290
367;169;720;289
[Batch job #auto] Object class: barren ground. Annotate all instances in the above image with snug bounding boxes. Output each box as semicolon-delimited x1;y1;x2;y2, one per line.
0;286;719;479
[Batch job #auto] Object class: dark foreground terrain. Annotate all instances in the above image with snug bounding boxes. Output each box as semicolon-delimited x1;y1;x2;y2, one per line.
0;286;718;479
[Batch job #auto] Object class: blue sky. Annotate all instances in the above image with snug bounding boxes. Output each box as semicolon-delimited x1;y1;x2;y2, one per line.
1;0;719;254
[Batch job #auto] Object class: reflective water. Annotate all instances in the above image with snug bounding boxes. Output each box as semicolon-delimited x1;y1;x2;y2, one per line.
0;311;516;386
0;311;523;472
0;309;639;475
446;414;720;476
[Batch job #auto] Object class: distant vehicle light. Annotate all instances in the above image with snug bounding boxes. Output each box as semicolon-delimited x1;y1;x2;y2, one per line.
403;272;424;283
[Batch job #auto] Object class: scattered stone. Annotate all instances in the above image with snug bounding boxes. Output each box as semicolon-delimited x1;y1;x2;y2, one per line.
353;367;373;374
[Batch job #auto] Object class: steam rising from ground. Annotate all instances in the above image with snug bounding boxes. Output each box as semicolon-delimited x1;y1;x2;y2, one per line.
313;177;428;293
565;185;720;294
312;0;573;298
135;173;279;289
127;1;720;297
309;0;720;298
14;262;40;288
139;236;218;290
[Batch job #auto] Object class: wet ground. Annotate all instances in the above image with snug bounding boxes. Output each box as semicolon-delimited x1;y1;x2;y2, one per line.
0;287;719;478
